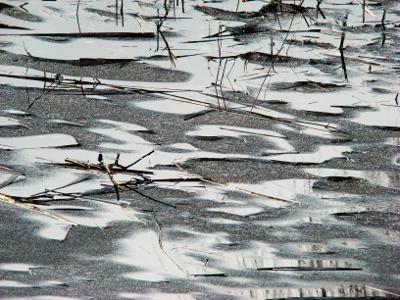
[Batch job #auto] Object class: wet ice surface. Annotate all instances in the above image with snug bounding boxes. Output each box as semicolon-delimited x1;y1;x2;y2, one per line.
0;0;399;299
0;134;79;150
0;116;24;127
354;105;400;129
303;168;400;190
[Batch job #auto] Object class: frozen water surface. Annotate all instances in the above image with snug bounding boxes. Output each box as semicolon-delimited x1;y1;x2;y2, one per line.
267;145;351;164
0;0;399;298
0;134;79;150
304;168;400;190
0;117;24;127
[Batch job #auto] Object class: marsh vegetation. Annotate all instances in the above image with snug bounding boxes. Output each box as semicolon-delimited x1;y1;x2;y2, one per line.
0;0;399;299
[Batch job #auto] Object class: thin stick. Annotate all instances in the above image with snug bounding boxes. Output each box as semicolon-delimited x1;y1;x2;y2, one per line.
42;71;46;93
122;206;146;224
153;215;185;272
219;59;229;110
156;21;176;67
0;193;78;226
124;150;155;169
249;13;295;115
270;37;274;56
98;154;120;201
0;165;13;171
19;3;28;12
362;0;366;23
156;21;161;51
1;32;154;38
124;185;177;209
219;127;288;139
30;177;91;198
257;266;362;271
339;32;348;82
76;0;81;33
26;74;63;112
213;85;221;110
174;164;298;204
353;0;377;19
214;22;223;108
316;0;325;19
121;0;124;27
164;0;169;15
365;286;400;297
115;0;119;26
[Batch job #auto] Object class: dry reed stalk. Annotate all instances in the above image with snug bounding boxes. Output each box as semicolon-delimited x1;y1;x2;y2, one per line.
0;193;78;226
174;164;298;204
